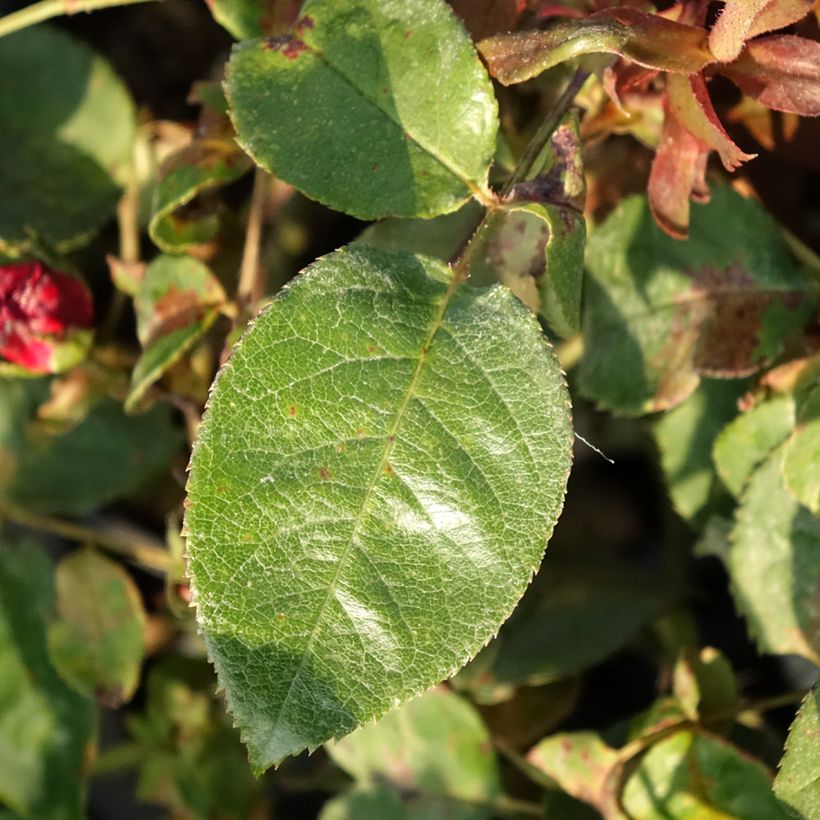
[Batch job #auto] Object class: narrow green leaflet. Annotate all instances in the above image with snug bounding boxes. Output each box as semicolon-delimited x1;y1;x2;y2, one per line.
127;254;226;411
325;688;500;819
0;539;95;820
149;140;252;253
713;394;795;499
581;187;816;415
0;27;135;253
225;0;498;219
185;245;572;770
47;548;146;706
653;379;745;527
0;379;182;516
774;685;820;818
729;444;820;662
784;378;820;513
622;729;789;819
672;646;738;725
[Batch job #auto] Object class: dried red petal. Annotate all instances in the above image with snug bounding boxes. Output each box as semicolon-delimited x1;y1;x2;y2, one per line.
0;261;93;372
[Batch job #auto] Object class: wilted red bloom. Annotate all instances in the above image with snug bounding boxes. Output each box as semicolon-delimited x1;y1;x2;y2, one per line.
0;261;94;372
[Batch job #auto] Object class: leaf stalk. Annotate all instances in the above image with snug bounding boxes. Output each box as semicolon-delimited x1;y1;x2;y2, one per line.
0;0;158;38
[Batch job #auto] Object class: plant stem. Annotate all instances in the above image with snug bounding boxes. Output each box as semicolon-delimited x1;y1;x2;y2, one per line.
92;742;144;775
0;502;175;575
0;0;157;38
452;67;588;280
236;167;270;315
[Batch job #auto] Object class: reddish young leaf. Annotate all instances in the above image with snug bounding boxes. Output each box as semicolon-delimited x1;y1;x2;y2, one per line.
709;0;813;62
648;102;711;239
666;73;757;171
720;35;820;116
478;8;713;85
0;261;93;373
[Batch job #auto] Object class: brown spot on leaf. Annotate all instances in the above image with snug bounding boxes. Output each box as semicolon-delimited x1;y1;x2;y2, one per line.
288;404;297;416
295;14;314;32
384;463;394;474
319;466;331;480
242;532;253;542
387;434;395;443
263;34;307;59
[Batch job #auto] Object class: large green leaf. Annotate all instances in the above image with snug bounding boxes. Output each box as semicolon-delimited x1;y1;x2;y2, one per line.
580;187;816;415
0;539;96;819
774;685;820;819
729;444;820;662
0;379;182;516
185;245;572;770
622;729;789;819
225;0;498;219
0;27;135;253
325;688;500;820
47;548;146;706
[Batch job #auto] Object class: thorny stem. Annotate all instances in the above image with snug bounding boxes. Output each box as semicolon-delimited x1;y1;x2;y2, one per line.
0;0;158;38
0;502;176;575
236;167;271;317
451;67;588;282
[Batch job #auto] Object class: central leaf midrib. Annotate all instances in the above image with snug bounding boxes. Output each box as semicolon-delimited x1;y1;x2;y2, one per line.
268;272;461;746
293;33;486;198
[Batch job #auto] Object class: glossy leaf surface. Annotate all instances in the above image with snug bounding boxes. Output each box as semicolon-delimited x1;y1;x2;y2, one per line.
48;548;146;706
0;27;135;253
185;245;572;770
0;539;95;819
729;444;820;662
225;0;498;219
774;684;820;818
580;188;815;415
325;688;499;819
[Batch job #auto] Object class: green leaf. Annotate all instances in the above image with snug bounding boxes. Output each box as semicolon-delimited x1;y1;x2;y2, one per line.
149;140;252;253
0;27;135;253
774;684;820;819
0;539;96;819
653;379;745;527
47;548;146;706
622;729;789;819
783;378;820;513
185;245;572;770
672;646;738;726
729;444;820;662
713;394;795;499
126;254;226;411
0;379;183;516
326;688;499;819
225;0;498;219
127;657;261;819
458;552;665;693
580;187;816;415
527;731;618;814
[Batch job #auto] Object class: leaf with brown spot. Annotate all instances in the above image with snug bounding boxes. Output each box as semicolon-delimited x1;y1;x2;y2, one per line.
127;255;226;411
581;187;817;415
719;35;820;116
477;9;713;86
